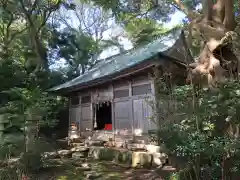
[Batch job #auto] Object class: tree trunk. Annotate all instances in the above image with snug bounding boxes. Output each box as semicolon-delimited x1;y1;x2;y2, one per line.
184;0;239;88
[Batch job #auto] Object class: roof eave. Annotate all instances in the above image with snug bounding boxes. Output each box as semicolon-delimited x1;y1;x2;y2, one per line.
49;58;158;94
49;54;188;95
49;29;193;94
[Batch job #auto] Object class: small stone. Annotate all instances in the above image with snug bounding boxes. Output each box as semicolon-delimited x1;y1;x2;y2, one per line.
88;147;102;159
152;153;168;167
127;143;145;151
145;145;161;153
87;140;105;146
76;166;91;171
89;147;117;161
72;143;85;147
132;151;152;168
71;146;89;152
81;163;91;168
84;171;101;180
72;152;87;159
160;153;168;164
115;150;132;165
72;161;83;167
115;142;124;148
42;152;59;159
58;150;72;158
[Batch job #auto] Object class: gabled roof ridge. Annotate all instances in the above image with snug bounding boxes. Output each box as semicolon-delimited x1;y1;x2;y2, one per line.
49;27;189;92
83;27;182;71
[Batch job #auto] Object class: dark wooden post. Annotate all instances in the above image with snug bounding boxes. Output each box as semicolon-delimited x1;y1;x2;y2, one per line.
0;115;5;144
152;64;162;145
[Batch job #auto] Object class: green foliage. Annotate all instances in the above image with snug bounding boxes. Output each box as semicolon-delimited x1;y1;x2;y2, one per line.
82;0;176;46
157;81;240;179
0;0;68;162
0;165;27;180
19;151;43;173
0;86;66;159
118;13;170;46
82;0;120;11
50;28;101;75
84;0;175;19
1;87;64;127
168;172;180;180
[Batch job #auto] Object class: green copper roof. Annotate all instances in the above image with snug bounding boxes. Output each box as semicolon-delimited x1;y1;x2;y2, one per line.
50;28;191;92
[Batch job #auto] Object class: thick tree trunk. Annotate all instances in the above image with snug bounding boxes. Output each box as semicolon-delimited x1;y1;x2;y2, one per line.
131;0;239;86
184;0;239;88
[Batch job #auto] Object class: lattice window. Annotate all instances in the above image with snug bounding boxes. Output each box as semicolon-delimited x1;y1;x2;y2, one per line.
81;95;91;104
114;89;129;98
71;96;79;106
132;83;151;96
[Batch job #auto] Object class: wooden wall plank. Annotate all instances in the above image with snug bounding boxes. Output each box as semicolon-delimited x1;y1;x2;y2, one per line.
133;97;156;134
69;106;81;129
114;101;131;130
81;105;92;131
81;105;91;120
142;99;155;132
133;99;143;129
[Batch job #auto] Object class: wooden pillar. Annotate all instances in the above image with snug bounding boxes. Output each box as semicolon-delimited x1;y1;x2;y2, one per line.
152;64;162;145
110;85;115;130
129;80;135;140
68;96;71;137
91;103;95;130
110;84;116;142
0;115;5;143
78;94;81;135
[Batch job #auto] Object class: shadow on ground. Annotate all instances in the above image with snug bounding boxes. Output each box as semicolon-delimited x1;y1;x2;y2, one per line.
29;158;175;180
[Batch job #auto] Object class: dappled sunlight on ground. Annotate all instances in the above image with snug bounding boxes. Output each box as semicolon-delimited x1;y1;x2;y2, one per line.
28;158;174;180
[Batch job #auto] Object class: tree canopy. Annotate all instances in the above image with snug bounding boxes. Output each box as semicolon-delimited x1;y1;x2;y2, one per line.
0;0;240;179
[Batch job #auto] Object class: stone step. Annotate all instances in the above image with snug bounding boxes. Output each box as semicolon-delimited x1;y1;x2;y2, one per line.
88;146;168;168
70;146;89;153
127;143;146;151
71;142;85;148
85;139;106;146
70;137;85;143
72;151;88;159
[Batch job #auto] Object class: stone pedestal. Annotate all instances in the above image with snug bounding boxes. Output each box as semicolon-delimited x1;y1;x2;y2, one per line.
132;151;153;168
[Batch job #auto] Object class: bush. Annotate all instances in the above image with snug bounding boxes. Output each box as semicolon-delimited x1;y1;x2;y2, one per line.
0;165;27;180
19;151;43;173
155;81;240;179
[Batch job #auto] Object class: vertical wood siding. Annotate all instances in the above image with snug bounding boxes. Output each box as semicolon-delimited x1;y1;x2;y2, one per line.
69;106;81;129
69;72;157;134
114;100;131;130
133;98;156;133
80;104;92;131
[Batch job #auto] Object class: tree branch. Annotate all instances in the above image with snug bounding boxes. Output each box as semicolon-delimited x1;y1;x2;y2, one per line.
5;11;14;40
173;0;201;21
0;0;14;39
169;2;187;15
7;27;27;45
121;5;158;26
174;0;188;14
19;0;34;26
37;10;52;34
31;0;39;13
